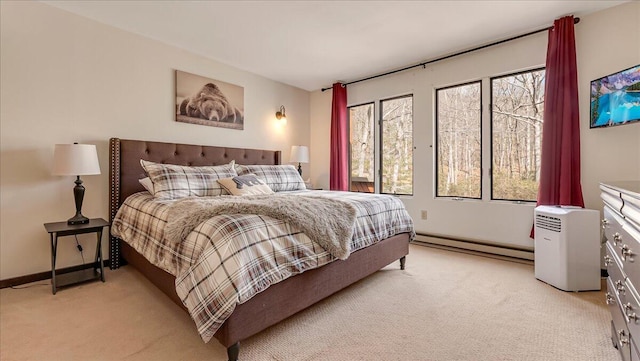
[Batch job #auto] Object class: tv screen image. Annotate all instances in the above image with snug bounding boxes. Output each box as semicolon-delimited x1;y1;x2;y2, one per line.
590;64;640;128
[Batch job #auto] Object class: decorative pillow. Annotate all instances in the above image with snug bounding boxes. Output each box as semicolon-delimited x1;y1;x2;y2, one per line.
235;164;306;192
139;177;155;195
217;174;275;196
140;159;237;199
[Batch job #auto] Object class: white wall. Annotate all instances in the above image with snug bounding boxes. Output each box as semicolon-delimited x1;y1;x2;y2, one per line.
0;1;310;280
310;2;640;250
577;3;640;211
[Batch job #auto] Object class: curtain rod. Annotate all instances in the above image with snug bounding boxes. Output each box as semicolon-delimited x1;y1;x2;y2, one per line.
321;16;580;92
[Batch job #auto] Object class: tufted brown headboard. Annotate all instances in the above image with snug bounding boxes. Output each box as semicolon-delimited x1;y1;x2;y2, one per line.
108;138;281;268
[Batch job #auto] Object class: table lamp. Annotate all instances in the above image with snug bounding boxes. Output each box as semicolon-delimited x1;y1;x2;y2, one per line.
52;143;101;225
290;145;309;176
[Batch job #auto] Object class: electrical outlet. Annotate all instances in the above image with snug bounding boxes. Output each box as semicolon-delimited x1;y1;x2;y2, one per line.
421;210;428;220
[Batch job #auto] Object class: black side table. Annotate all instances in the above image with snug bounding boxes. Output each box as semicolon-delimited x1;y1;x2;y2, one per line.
43;218;109;294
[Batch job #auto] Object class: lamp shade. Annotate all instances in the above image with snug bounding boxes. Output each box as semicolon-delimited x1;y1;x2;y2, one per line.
290;145;309;163
52;144;101;176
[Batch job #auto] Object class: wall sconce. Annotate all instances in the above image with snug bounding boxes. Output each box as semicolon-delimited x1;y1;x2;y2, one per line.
276;105;287;126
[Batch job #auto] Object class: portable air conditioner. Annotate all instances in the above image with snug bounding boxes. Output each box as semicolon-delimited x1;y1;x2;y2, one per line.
534;206;601;291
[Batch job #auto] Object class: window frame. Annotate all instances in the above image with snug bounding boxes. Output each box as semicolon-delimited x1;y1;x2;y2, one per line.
347;101;376;193
434;80;483;200
489;67;545;203
379;93;414;196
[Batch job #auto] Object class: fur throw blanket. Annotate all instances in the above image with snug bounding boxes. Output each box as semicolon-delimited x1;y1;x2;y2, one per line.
164;194;357;260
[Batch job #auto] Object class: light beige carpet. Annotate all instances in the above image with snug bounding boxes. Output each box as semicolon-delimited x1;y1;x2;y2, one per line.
1;244;620;361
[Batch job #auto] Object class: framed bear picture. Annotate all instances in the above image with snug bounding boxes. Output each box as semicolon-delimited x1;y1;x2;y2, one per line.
175;70;244;130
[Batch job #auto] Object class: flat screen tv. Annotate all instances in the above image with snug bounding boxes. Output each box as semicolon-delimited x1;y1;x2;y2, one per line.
590;64;640;128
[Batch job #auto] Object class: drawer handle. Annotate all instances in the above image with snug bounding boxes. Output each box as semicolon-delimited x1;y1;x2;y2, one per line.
606;292;615;305
614;233;622;246
622;245;633;261
618;329;629;347
604;255;613;267
616;280;626;294
623;303;639;323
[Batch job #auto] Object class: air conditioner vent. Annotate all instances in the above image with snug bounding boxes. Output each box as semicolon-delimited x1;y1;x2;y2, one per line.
536;214;562;233
534;205;600;291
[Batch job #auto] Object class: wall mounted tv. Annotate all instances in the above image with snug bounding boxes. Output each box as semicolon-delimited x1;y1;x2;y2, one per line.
590;64;640;128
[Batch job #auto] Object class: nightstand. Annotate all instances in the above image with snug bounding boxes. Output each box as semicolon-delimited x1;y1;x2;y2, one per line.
43;218;109;294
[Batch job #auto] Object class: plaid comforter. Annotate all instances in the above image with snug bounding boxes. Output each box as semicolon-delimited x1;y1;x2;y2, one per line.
112;190;414;342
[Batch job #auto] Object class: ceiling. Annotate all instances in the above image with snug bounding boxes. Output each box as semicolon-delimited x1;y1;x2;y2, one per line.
43;1;626;92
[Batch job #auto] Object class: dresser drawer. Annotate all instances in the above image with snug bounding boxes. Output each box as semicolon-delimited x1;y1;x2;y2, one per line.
602;185;624;212
625;282;640;339
622;191;640;227
604;242;626;295
605;206;626;249
618;226;640;283
633;336;640;361
609;278;633;361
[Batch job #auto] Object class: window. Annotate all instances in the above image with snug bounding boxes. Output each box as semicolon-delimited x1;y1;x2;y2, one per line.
348;96;414;195
349;103;375;193
491;69;545;201
381;95;413;195
435;82;482;199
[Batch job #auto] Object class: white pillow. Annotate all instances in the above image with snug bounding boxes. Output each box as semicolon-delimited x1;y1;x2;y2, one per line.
139;177;155;195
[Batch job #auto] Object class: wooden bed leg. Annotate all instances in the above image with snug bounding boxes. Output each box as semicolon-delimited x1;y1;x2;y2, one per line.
227;342;240;361
400;256;406;270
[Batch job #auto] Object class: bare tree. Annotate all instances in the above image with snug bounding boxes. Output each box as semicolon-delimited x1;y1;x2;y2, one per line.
381;96;413;195
491;70;545;200
436;83;481;198
349;104;375;188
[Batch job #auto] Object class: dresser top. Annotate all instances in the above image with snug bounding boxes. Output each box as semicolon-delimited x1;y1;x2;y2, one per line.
601;181;640;198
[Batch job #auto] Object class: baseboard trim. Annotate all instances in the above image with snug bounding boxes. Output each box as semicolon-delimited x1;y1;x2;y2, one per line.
0;260;110;289
414;233;534;261
3;236;535;288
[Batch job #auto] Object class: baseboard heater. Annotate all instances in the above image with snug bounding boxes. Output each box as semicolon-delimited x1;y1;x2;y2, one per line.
414;233;534;261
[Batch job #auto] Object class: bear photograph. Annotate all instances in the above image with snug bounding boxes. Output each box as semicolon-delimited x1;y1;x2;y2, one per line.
176;70;244;130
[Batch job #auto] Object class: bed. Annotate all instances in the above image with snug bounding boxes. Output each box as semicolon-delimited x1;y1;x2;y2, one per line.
108;138;413;361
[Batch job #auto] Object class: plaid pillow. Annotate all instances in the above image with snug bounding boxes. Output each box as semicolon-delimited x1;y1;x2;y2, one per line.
235;164;306;192
138;177;155;195
140;160;237;199
217;174;275;196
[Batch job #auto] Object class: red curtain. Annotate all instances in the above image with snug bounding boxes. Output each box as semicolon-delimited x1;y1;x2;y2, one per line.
531;16;585;237
330;83;349;191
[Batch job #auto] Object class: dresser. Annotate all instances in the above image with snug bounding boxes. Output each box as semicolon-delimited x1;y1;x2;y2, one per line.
602;181;640;361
